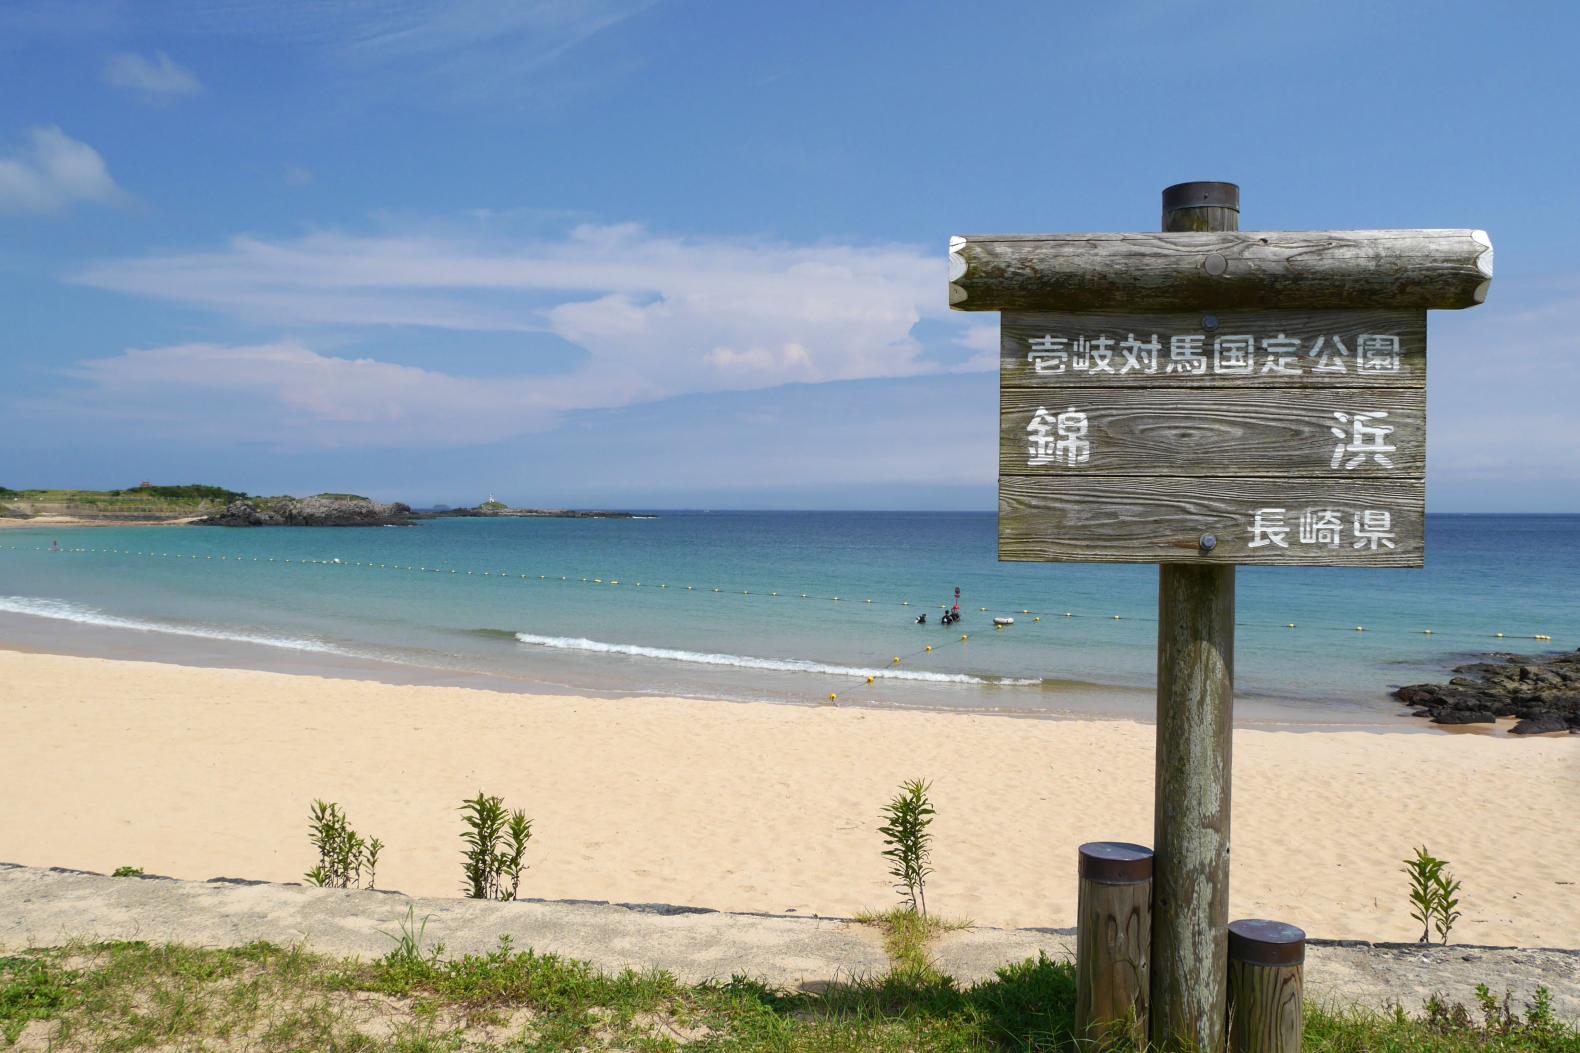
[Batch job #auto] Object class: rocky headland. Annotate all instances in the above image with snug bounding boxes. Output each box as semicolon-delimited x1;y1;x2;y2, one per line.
1393;648;1580;734
197;495;417;527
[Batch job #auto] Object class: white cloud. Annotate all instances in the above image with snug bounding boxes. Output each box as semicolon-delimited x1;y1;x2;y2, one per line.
56;342;561;449
0;126;124;213
103;50;202;98
73;223;971;424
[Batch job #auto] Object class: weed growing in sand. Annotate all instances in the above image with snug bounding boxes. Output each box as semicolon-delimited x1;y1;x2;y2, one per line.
304;799;382;890
109;866;143;878
1404;846;1463;944
460;792;533;901
879;778;935;916
378;905;442;974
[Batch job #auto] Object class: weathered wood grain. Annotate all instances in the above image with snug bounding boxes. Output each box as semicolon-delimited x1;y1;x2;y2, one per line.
1076;870;1152;1047
1228;960;1303;1053
1000;308;1426;388
949;229;1492;312
1148;188;1236;1053
1152;562;1235;1051
1000;388;1424;478
998;477;1425;566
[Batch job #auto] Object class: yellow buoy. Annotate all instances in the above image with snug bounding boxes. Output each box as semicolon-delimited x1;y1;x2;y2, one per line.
1495;632;1506;638
1535;634;1552;641
1033;617;1040;622
892;657;900;664
1113;615;1121;620
866;676;874;685
995;624;1003;631
925;645;933;653
829;693;838;701
1355;626;1365;632
1065;612;1073;617
1422;629;1433;634
980;607;988;612
961;634;969;641
1286;623;1296;628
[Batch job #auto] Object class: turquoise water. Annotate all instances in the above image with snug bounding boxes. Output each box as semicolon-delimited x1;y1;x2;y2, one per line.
1;512;1575;724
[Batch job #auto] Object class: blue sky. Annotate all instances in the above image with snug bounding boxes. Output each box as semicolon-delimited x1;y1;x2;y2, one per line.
2;0;1577;509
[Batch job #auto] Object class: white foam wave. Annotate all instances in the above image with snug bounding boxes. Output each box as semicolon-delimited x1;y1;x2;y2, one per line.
0;595;356;657
513;632;1038;685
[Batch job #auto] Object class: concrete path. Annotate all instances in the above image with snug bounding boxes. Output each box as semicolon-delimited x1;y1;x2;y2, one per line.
2;863;1575;1020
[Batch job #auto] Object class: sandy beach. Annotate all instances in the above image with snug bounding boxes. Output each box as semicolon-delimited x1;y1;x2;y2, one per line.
1;648;1576;948
0;516;201;530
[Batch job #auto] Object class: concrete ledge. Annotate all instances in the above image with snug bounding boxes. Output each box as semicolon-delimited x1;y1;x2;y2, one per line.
1;864;1575;1018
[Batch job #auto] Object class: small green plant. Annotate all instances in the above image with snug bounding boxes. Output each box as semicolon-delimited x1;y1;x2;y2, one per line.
377;905;442;978
110;866;144;878
304;800;382;890
1422;984;1561;1041
879;778;935;916
460;792;533;901
1403;845;1462;944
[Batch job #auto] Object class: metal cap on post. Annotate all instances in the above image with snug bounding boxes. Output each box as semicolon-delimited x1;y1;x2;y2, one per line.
1079;841;1154;883
1162;181;1240;233
1228;919;1306;967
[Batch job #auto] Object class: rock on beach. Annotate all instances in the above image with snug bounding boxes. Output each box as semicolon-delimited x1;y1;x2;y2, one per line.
1393;649;1580;734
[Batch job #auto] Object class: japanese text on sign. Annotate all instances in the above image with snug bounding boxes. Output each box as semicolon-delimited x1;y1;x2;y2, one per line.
1025;332;1403;377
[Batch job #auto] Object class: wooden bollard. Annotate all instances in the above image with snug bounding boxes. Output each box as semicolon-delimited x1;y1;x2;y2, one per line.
1227;919;1305;1053
1075;842;1153;1047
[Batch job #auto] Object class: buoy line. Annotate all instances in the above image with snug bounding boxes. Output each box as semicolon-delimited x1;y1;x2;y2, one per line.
0;543;1563;646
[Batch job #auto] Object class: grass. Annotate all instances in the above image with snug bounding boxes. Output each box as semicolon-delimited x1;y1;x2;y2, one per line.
856;906;972;981
3;937;1575;1052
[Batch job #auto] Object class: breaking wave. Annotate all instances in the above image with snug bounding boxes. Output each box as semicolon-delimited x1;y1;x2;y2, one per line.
0;595;357;657
513;632;1039;685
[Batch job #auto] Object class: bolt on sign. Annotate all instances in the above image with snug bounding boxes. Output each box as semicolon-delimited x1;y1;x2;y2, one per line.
950;227;1494;567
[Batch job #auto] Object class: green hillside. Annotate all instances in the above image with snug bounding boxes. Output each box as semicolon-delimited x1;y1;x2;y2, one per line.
0;484;245;519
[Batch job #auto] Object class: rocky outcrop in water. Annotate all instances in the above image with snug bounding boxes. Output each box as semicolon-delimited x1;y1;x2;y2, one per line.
1393;649;1580;734
197;495;416;527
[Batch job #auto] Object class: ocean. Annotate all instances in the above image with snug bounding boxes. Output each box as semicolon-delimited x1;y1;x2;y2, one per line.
1;512;1575;727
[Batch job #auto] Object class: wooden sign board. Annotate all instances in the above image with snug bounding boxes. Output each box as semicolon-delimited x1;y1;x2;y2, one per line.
997;308;1426;566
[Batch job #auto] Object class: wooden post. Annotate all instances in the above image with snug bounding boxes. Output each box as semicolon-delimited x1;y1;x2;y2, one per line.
1151;181;1239;1052
1076;842;1153;1048
1227;920;1305;1053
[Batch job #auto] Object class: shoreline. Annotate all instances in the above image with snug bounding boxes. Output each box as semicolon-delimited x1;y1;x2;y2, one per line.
0;608;1419;732
0;515;203;530
2;647;1576;946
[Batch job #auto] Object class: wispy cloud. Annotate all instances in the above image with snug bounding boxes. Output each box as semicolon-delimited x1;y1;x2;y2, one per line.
0;126;124;214
51;342;561;448
102;50;202;99
52;219;991;448
74;220;977;415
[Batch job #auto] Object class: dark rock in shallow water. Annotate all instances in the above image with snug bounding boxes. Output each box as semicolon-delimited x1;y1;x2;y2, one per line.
1393;648;1580;736
1510;714;1570;735
198;495;415;527
1431;709;1496;725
